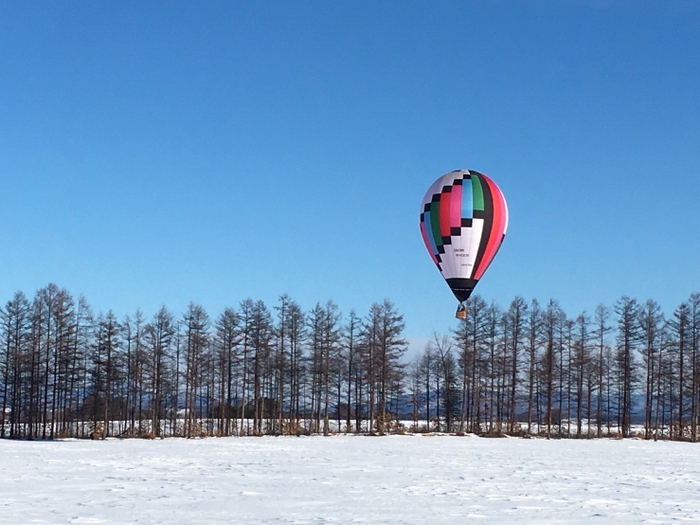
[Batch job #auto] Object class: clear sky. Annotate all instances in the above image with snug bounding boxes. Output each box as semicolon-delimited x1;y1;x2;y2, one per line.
1;1;699;355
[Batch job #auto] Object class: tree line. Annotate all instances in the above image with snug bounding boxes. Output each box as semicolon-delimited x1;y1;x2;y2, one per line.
410;293;700;441
0;284;406;439
1;284;699;441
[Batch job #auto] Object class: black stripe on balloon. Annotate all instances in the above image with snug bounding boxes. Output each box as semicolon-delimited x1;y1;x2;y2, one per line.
450;227;461;236
473;172;494;276
423;203;431;213
461;218;473;228
442;236;452;245
446;278;478;303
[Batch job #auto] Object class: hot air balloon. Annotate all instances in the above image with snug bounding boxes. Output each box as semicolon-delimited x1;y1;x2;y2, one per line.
419;169;509;319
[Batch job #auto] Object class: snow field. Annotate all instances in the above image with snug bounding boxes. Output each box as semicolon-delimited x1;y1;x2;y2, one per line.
2;435;700;524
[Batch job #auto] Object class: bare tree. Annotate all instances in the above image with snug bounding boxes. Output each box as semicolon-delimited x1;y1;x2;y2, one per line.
453;294;487;433
250;300;272;435
144;306;175;438
593;304;611;437
182;303;210;438
505;297;527;434
525;299;542;434
343;310;360;433
572;312;591;438
639;299;663;439
429;333;459;432
213;307;240;435
0;292;31;438
542;300;562;439
689;294;700;441
374;300;406;435
670;301;691;439
93;311;121;438
614;296;641;437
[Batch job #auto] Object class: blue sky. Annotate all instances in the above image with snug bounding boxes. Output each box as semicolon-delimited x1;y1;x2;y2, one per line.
1;1;699;354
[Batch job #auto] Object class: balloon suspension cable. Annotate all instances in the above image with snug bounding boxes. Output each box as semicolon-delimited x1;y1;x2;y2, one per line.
455;302;467;320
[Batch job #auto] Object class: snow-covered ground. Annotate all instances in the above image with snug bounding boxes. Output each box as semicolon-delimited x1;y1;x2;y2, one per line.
2;435;700;524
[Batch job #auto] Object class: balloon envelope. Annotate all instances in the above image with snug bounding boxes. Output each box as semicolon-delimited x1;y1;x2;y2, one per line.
419;169;508;303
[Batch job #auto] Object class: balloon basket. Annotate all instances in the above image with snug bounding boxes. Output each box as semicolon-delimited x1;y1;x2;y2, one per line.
455;305;467;320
